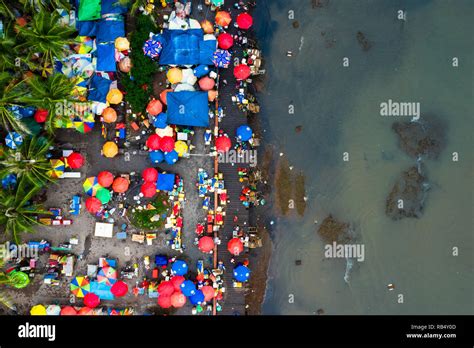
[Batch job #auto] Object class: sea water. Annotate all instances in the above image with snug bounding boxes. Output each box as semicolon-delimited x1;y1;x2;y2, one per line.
255;0;473;314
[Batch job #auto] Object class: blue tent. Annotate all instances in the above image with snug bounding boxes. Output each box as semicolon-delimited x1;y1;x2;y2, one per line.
180;280;196;297
167;92;209;127
157;173;175;191
97;19;125;43
236;125;253;141
171;260;188;276
233;265;251;282
155;255;168;267
164;150;179;165
158;29;216;66
90;281;115;300
189;290;205;305
97;43;117;72
153;113;168;129
149;150;164;164
88;75;112;103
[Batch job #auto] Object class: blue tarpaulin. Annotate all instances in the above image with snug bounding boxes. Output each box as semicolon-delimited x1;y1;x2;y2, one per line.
166;91;209;127
101;0;128;14
156;173;175;191
155;255;168;266
76;20;98;36
88;75;112;103
97;43;116;72
90;281;115;300
158;29;216;66
97;19;125;43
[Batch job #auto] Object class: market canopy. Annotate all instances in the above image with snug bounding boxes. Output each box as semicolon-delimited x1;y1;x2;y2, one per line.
157;173;175;192
158;29;216;66
233;265;251;282
167;91;209;127
171;260;188;276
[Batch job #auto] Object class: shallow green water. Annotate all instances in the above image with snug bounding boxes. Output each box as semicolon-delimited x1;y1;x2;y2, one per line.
255;0;473;314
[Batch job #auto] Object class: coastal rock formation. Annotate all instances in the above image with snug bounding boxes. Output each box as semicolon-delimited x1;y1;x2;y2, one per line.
356;31;372;51
385;166;430;220
317;215;352;243
392;118;446;159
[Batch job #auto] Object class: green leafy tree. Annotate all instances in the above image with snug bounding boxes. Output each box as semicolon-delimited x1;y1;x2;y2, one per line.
0;136;54;186
19;0;71;12
0;177;48;244
0;259;17;312
0;73;30;134
0;23;20;72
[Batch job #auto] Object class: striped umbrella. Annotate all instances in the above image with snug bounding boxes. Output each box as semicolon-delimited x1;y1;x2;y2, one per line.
97;266;117;286
143;39;162;58
70;276;90;298
48;159;65;179
212;49;231;68
83;176;102;196
73;119;95;134
5;132;23;149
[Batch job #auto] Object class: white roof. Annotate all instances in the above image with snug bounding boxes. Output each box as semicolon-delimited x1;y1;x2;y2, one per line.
94;222;114;238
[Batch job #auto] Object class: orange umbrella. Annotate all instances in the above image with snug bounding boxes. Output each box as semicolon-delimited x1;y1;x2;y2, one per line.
107;89;123;104
208;90;218;102
60;306;77;316
146;99;163;116
78;307;93;315
201;285;215;302
160;89;173;105
215;11;232;27
198;76;215;91
103;141;119;158
98;171;114;187
102;107;117;123
112;177;129;193
198;236;215;253
201;20;214;34
171;291;187;308
118;57;132;73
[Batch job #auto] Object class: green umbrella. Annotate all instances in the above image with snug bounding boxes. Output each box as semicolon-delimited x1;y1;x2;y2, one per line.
96;188;111;204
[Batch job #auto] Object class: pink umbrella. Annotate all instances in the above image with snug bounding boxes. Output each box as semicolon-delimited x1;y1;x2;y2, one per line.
171;291;187;308
201;285;215;302
199;76;215;91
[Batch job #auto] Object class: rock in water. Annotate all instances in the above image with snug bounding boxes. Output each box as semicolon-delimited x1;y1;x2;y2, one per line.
317;215;352;243
392;117;446;159
386;166;430;220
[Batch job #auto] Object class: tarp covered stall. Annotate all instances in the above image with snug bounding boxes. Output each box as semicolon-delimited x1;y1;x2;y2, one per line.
88;75;112;103
97;43;116;72
157;174;175;191
158;29;216;66
97;19;125;43
90;281;115;300
101;0;128;15
94;222;114;238
166;91;209;127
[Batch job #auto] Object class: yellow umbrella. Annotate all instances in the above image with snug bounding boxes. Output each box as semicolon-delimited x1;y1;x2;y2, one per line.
47;159;65;178
103;142;119;158
167;68;182;84
115;37;130;51
107;89;123;104
174;140;188;157
30;304;47;316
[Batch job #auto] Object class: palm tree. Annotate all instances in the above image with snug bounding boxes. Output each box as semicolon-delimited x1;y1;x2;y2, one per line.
20;74;81;134
0;259;17;312
15;10;77;69
0;73;30;134
0;23;20;72
0;0;15;19
0;177;48;244
19;0;71;12
0;136;54;186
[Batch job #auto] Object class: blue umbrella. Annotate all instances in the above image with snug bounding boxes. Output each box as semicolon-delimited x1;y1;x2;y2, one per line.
149;150;164;164
189;289;205;305
171;260;188;276
180;280;196;297
236;125;253;141
164;150;179;165
193;65;210;78
5;132;23;149
1;174;17;190
155;255;168;267
153;113;168;129
212;49;231;68
233;265;251;282
143;39;162;58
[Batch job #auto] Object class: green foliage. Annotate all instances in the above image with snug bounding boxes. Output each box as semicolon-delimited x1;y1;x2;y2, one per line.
0;136;55;186
128;193;170;230
0;176;49;243
0;73;30;134
122;15;159;114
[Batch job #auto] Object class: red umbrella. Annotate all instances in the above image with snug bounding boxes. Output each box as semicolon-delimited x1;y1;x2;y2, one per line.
34;109;48;123
227;238;244;255
112;177;129;193
201;285;215;302
215;136;231;152
97;171;114;187
141;182;156;198
236;13;253;30
60;306;77;315
198;77;215;91
157;295;172;309
158;281;175;296
84;293;100;308
159;136;175;153
171;275;185;291
233;64;251;80
66;152;84;169
85;197;102;214
142;167;158;182
198;236;215;253
146;99;163;116
146;134;161;150
111;280;128;297
217;33;234;49
171;291;187;308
